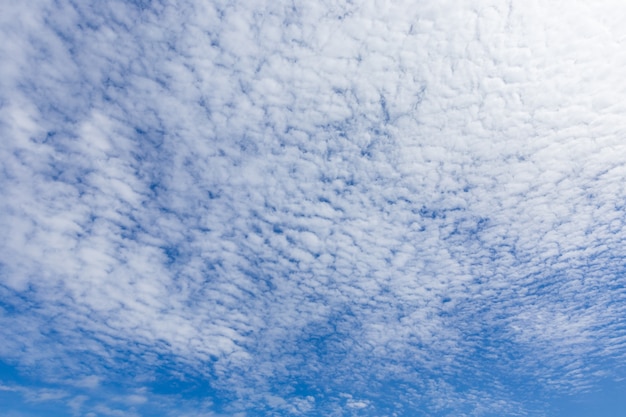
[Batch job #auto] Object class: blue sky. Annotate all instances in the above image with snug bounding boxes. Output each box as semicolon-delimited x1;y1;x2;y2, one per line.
1;0;626;416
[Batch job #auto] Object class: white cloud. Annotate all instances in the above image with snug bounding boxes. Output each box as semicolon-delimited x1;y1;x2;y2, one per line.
1;0;626;415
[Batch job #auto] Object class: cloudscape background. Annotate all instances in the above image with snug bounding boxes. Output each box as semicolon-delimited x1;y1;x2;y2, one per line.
1;0;626;416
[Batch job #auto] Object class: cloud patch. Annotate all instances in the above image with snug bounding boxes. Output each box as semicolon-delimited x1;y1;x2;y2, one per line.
2;0;626;415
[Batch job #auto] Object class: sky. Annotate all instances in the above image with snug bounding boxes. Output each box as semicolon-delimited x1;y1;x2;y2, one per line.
1;0;626;416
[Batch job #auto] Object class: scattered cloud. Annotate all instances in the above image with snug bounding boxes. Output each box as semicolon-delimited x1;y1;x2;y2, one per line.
2;0;626;415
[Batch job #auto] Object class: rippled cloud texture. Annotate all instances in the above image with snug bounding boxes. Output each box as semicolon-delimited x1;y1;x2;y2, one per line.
2;0;626;416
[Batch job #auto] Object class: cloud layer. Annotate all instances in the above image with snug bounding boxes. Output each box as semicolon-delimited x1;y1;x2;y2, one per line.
2;0;626;415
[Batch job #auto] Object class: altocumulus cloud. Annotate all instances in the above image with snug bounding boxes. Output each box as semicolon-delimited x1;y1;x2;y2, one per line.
1;0;626;416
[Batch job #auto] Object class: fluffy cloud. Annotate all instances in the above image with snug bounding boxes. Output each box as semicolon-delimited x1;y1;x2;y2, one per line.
1;0;626;415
